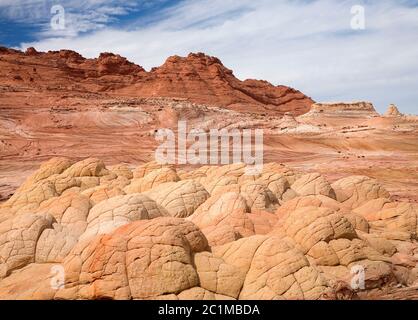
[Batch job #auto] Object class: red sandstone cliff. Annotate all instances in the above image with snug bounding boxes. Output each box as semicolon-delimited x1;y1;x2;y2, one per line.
0;47;314;116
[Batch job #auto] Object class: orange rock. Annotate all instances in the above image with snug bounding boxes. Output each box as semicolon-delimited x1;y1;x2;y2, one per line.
332;176;391;209
0;157;417;300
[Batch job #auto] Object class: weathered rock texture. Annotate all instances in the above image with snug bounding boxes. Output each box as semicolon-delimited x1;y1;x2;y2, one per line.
0;159;417;300
0;47;418;300
1;47;418;207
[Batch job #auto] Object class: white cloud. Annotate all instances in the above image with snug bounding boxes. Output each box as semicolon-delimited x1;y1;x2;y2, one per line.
16;0;418;114
0;0;141;35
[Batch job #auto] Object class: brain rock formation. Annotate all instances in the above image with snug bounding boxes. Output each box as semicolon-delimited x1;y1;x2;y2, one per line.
0;158;417;300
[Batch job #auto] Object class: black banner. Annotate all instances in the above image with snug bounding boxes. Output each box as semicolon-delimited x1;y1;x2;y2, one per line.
0;300;416;319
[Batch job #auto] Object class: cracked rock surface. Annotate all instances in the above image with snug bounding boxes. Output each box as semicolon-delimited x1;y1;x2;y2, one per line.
0;158;417;300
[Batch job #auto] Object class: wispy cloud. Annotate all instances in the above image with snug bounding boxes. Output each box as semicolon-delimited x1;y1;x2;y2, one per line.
5;0;418;113
0;0;143;36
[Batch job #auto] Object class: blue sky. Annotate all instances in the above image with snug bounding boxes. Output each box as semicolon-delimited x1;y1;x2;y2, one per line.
0;0;417;114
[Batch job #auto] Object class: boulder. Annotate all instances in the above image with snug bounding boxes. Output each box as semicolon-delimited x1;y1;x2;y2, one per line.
124;167;179;194
80;193;168;241
332;176;390;209
56;218;208;300
291;173;336;199
145;180;209;218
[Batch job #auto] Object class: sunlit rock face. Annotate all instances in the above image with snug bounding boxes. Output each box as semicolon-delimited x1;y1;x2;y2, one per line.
0;159;417;300
0;47;417;300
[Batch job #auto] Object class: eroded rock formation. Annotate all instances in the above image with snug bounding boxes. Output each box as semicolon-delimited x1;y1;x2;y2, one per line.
0;158;417;300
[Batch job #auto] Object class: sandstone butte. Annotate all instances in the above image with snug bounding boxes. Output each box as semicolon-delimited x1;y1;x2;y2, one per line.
0;46;313;114
0;47;417;300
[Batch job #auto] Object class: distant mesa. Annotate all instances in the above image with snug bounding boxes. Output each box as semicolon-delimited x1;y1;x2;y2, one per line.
301;101;379;119
310;101;378;115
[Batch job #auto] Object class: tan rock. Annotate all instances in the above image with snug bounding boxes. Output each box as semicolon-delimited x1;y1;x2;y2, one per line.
307;241;340;266
352;260;396;289
276;195;344;220
145;180;209;218
352;198;392;220
328;239;369;266
35;226;78;263
0;263;58;300
291;173;336;199
62;158;109;178
356;232;397;256
345;213;369;233
3;180;59;213
354;199;418;236
391;253;417;268
177;287;235;300
194;252;245;299
33;192;90;236
0;157;415;300
240;181;278;212
0;214;54;278
17;157;73;191
275;206;357;253
248;209;279;235
124;167;179;194
280;188;299;203
108;164;133;179
188;192;254;237
177;169;207;182
57;218;208;300
132;161;174;179
257;172;290;200
102;174;130;187
319;259;396;290
80;193;168;241
81;185;126;206
262;163;299;185
202;178;279;211
200;175;239;195
212;236;333;299
201;225;241;247
2;158;111;214
205;163;247;180
331;176;390;209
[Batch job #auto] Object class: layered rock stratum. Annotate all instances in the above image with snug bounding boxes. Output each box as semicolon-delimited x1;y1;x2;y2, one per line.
0;47;417;299
0;48;417;202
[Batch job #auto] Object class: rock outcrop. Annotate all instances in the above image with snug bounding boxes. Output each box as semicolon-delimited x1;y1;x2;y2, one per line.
299;101;380;126
0;45;418;300
0;158;417;300
0;45;417;206
117;53;314;115
0;47;313;115
384;104;403;117
310;102;378;115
